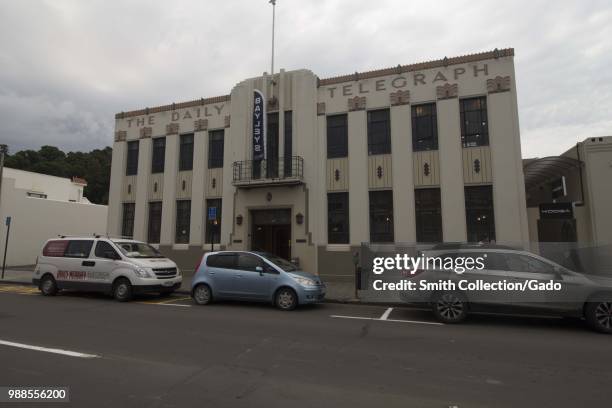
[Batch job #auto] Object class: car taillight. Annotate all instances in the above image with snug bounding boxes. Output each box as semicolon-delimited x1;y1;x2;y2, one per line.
194;255;204;272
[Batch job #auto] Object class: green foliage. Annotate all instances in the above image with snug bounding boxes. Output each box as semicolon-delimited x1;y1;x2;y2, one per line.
4;145;112;205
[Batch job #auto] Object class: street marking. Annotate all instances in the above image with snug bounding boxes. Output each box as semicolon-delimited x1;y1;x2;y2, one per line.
0;340;100;359
0;285;38;295
137;296;192;306
380;307;393;320
330;315;443;326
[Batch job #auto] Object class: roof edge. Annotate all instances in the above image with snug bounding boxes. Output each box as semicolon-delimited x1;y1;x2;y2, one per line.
116;94;231;120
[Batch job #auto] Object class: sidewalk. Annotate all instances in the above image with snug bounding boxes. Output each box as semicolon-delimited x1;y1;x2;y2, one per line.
0;268;380;304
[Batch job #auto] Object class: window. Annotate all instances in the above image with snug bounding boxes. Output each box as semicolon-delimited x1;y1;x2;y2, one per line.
369;190;394;243
148;202;162;243
328;192;349;244
460;97;489;148
27;192;47;199
367;109;391;155
64;240;94;258
284;111;293;177
208;130;224;169
415;188;442;243
42;240;69;257
236;253;264;272
94;241;119;259
412;103;438;151
126;141;139;175
205;199;222;244
175;200;191;244
465;185;495;242
151;137;166;173
267;112;279;178
327;114;348;158
122;203;135;238
206;253;237;269
179;134;194;171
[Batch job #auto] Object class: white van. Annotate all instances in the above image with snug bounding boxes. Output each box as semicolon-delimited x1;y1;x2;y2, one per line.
33;236;182;301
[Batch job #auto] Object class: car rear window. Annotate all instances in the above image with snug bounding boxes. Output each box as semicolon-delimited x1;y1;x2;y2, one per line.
42;240;69;257
206;254;237;268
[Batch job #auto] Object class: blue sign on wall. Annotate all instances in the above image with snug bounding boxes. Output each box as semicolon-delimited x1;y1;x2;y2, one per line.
252;89;266;161
208;207;217;221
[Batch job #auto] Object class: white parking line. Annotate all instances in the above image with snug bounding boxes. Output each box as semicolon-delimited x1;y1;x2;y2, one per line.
330;315;443;326
0;340;101;358
380;307;393;320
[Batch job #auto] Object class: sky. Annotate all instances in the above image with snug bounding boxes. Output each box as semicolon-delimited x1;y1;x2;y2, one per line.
0;0;610;158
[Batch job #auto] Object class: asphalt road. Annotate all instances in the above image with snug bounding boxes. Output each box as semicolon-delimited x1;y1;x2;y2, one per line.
0;286;610;408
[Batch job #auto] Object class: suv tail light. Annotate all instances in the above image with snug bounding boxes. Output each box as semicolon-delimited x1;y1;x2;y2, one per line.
194;255;205;272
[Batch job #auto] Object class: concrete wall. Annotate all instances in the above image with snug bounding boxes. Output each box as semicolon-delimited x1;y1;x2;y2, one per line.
0;178;108;266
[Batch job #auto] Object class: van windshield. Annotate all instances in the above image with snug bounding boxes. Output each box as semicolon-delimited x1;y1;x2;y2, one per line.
258;252;297;272
116;242;164;258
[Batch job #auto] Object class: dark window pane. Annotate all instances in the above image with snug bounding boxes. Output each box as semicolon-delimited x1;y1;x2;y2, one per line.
95;241;119;259
126;141;139;175
327;114;348;158
122;203;135;238
369;190;394;242
179;134;194;171
207;253;237;269
412;103;438;151
65;240;94;258
148;201;162;243
267;113;279;178
237;253;264;272
208;130;224;169
415;188;442;242
205;199;222;244
151;137;166;173
460;97;489;148
175;200;191;243
284;111;292;177
465;185;496;242
367;109;391;155
328;192;349;244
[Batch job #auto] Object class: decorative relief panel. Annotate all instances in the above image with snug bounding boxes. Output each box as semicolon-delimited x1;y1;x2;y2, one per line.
413;151;440;186
122;175;137;202
139;127;152;139
194;119;208;132
317;102;326;116
148;173;164;201
348;96;366;111
436;83;459;100
326;158;349;191
114;131;127;142
390;90;410;106
368;154;392;189
206;168;223;197
486;76;511;93
176;171;193;199
462;146;492;184
166;123;179;135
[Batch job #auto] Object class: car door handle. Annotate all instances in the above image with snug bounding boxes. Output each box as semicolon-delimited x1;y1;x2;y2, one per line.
82;261;95;267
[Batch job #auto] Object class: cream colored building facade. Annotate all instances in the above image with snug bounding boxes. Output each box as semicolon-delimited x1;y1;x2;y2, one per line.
108;48;529;277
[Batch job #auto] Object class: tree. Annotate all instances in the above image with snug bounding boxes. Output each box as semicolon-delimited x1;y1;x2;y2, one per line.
4;145;112;205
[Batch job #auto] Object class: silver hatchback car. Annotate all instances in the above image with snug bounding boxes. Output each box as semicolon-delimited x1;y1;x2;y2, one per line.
191;251;326;310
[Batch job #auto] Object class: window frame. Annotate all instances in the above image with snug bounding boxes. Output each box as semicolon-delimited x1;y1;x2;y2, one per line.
208;129;225;169
147;201;163;244
151;137;166;174
175;199;191;244
327;114;348;159
464;185;496;243
369;190;394;243
367;109;391;155
411;103;438;151
414;188;442;243
179;133;194;171
122;202;135;239
460;96;489;148
327;192;349;244
126;140;139;176
205;198;222;244
64;240;94;259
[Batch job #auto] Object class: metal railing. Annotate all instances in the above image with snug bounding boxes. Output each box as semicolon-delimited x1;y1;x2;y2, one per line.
232;156;304;186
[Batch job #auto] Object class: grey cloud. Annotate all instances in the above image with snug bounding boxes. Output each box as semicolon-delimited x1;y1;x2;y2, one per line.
0;0;610;157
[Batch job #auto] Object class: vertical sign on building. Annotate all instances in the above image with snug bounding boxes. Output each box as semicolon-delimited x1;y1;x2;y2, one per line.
252;89;266;161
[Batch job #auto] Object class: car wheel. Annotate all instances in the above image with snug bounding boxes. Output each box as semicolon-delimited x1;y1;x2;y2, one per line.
585;301;612;334
113;278;133;302
275;287;297;311
193;284;212;305
40;275;58;296
432;292;467;324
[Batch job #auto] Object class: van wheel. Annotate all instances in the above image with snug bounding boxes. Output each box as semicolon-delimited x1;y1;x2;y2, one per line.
585;301;612;334
192;284;212;305
432;292;467;324
113;278;133;302
275;288;297;311
40;275;58;296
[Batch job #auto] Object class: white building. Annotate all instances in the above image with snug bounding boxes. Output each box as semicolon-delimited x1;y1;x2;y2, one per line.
0;168;108;267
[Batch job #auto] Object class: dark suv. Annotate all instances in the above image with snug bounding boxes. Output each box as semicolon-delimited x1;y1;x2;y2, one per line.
399;244;612;333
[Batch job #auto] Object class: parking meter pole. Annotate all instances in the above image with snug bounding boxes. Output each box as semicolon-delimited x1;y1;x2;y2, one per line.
1;219;10;280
